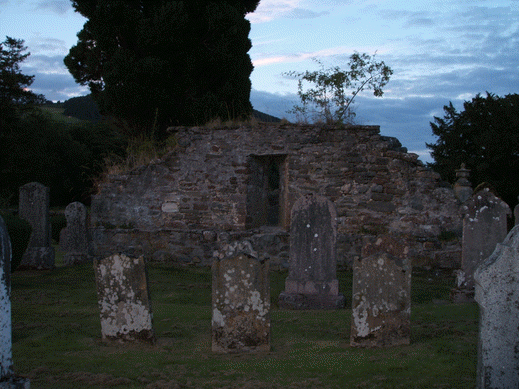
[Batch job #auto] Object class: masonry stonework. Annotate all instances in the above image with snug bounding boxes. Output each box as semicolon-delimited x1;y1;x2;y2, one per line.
91;124;462;268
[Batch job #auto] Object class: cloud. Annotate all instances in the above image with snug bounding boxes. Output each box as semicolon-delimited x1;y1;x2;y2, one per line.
34;0;71;15
285;8;329;19
29;71;87;101
246;0;303;23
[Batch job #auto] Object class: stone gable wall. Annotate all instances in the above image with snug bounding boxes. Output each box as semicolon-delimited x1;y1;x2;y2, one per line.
91;123;462;269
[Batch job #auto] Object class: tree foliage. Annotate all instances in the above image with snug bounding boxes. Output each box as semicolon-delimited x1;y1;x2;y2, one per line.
284;52;393;124
0;36;45;131
0;110;126;206
64;1;260;136
427;92;519;208
63;94;101;122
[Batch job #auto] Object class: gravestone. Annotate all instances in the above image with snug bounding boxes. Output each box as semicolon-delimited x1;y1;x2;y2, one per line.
350;235;411;348
17;182;55;270
0;216;30;388
59;202;92;266
453;187;510;302
278;194;345;309
93;254;155;343
474;225;519;389
453;163;473;203
212;240;270;353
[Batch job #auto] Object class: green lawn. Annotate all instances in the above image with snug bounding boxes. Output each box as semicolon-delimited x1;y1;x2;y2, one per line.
11;260;478;388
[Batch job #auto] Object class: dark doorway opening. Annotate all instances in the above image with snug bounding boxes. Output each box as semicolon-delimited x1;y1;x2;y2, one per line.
246;155;287;229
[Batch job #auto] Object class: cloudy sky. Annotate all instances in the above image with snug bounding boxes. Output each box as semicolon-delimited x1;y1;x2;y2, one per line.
1;0;518;161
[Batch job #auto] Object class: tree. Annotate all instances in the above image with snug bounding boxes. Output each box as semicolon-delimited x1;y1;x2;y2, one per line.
284;52;393;124
63;94;101;122
64;1;260;136
427;92;519;208
0;36;45;131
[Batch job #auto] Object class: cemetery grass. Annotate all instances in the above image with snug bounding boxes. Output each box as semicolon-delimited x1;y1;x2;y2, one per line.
12;254;478;389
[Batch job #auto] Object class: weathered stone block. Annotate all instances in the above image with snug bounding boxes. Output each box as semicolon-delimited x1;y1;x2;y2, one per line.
60;202;92;266
474;225;519;389
279;194;345;309
351;235;411;347
454;187;510;301
0;217;30;388
18;182;54;270
212;241;270;353
93;254;154;343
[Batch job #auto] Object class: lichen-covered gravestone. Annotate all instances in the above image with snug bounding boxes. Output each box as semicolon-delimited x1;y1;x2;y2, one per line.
278;194;345;309
59;202;92;266
17;182;55;270
350;235;411;348
212;240;270;353
474;225;519;389
453;187;510;302
93;254;155;343
0;216;30;388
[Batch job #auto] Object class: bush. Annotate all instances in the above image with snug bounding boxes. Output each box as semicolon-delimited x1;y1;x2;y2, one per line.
50;213;67;244
0;212;32;271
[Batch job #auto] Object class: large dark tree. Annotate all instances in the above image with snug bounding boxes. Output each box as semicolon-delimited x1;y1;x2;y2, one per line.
427;92;519;208
0;37;45;132
64;0;260;135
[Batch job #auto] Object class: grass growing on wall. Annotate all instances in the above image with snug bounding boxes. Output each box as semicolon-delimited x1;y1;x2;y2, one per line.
11;263;477;388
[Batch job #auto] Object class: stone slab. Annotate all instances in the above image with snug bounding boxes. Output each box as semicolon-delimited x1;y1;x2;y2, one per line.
0;217;30;388
350;235;411;348
212;241;270;353
279;194;344;309
17;182;54;270
474;225;519;389
93;254;154;343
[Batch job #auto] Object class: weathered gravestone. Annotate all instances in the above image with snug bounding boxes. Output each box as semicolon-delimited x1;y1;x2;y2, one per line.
453;187;510;302
59;202;92;266
350;235;411;348
0;216;30;388
17;182;54;270
212;240;270;353
93;254;155;343
278;194;345;309
474;225;519;389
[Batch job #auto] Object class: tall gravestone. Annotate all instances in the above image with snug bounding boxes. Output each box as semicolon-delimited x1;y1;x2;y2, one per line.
350;235;411;348
212;240;270;353
59;202;92;266
93;254;155;343
0;216;30;388
17;182;54;270
453;187;510;302
474;225;519;389
278;194;345;309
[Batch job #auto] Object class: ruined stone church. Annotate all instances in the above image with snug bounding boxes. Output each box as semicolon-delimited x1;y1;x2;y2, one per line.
91;123;462;269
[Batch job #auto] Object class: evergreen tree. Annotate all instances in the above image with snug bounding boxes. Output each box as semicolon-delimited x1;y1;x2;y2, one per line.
0;36;45;132
427;92;519;208
64;1;260;136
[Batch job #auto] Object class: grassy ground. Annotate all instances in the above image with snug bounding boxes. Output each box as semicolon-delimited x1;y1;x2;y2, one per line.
11;253;478;389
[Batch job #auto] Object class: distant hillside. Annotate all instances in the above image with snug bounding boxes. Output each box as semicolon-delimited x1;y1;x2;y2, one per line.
252;109;282;123
60;95;281;124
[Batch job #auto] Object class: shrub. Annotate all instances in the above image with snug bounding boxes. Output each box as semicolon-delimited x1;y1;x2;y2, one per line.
50;213;67;244
0;212;32;271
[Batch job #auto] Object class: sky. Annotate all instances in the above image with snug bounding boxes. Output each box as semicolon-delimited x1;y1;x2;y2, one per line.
1;0;519;162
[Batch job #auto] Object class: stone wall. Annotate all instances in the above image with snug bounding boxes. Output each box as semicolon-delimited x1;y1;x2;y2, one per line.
91;123;462;269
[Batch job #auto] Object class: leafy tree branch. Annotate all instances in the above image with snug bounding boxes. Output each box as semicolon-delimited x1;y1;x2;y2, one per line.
284;52;392;124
